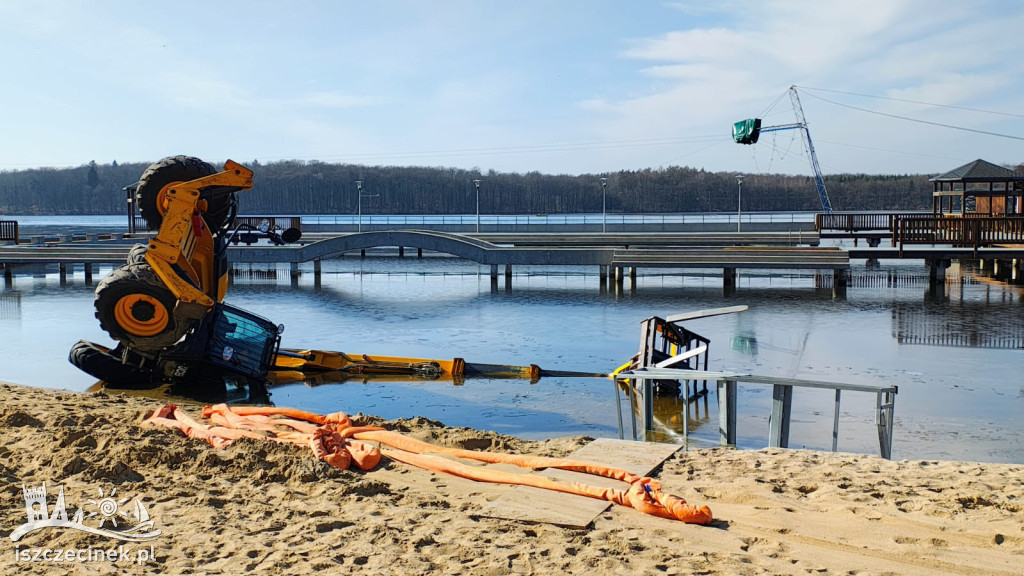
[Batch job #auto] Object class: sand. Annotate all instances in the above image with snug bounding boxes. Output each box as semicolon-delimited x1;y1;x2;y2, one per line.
1;381;1021;575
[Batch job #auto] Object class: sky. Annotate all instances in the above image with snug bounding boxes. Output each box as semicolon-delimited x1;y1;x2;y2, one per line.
1;0;1023;177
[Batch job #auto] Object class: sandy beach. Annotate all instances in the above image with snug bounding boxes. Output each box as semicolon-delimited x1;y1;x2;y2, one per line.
1;381;1021;575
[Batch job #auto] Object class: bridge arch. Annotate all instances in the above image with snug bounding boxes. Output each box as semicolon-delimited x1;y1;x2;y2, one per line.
297;230;499;264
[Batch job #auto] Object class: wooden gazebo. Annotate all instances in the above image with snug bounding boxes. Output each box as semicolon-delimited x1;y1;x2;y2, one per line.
930;159;1024;215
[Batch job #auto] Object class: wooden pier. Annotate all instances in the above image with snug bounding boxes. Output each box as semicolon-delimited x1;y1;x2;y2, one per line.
3;220;1023;290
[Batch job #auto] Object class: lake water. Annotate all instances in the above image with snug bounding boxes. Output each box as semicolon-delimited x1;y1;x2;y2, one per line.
2;215;1022;464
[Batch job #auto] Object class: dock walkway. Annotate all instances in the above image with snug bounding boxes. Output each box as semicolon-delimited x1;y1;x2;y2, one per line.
3;228;1022;288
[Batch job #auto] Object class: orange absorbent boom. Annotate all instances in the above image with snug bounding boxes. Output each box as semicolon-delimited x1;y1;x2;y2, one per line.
143;404;712;525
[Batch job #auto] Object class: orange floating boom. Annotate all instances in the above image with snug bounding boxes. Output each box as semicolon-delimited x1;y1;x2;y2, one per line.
143;404;712;525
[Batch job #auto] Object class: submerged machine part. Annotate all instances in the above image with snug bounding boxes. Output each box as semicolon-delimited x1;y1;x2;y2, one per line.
614;305;747;396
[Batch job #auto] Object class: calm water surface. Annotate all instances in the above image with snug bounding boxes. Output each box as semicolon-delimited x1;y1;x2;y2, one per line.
2;219;1022;463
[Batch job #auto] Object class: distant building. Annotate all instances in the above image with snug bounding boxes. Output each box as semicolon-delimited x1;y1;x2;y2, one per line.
930;159;1024;215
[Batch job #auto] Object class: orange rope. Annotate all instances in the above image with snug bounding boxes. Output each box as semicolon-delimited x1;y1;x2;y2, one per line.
142;404;712;525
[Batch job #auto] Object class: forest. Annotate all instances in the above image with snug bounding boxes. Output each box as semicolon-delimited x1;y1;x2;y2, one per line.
0;158;981;216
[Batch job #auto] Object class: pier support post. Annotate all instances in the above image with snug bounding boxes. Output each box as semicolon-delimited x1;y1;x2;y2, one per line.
614;266;624;291
490;264;498;282
3;265;12;287
360;249;366;258
399;246;405;258
84;264;93;284
313;258;321;279
723;267;736;293
768;384;793;449
717;379;737;446
290;262;300;287
833;268;848;300
629;267;637;291
927;258;950;287
504;265;512;290
418;248;423;259
58;263;67;285
599;265;607;282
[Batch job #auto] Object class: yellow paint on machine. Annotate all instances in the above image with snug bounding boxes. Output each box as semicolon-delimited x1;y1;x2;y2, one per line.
272;349;465;376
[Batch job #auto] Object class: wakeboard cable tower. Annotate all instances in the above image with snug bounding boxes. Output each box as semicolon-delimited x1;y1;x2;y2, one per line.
732;85;834;213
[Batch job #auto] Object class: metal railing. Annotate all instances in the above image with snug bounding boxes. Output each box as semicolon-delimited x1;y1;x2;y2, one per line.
896;216;1024;255
234;216;302;231
0;220;18;242
617;368;898;459
301;212;817;226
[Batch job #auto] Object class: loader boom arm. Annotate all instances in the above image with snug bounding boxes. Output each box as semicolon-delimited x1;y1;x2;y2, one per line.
145;160;255;320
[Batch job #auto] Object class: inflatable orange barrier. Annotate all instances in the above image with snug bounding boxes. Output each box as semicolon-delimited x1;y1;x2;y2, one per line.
143;404;712;525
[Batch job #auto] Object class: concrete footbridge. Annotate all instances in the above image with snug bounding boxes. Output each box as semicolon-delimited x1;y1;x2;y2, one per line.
231;230;614;267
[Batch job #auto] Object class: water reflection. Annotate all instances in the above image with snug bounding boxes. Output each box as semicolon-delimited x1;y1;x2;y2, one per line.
0;291;20;320
892;302;1024;349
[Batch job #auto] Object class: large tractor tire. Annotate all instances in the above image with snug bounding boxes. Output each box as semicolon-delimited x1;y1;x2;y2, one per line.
127;243;149;265
94;263;194;351
68;340;153;388
136;155;233;232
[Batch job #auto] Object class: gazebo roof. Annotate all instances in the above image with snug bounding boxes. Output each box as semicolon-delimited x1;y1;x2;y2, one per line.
930;159;1024;183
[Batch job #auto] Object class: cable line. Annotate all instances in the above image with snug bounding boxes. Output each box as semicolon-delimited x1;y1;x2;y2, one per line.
801;91;1024;142
796;85;1024;120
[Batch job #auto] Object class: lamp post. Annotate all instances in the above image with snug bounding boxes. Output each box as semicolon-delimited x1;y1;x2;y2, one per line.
356;180;380;233
355;180;364;233
736;175;744;233
600;177;608;233
473;179;481;233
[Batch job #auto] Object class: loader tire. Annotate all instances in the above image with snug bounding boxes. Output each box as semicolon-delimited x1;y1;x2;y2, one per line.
136;155;232;232
68;340;152;387
127;243;148;265
94;263;193;351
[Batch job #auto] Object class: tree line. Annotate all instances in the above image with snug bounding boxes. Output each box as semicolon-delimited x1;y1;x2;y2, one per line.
0;158;969;216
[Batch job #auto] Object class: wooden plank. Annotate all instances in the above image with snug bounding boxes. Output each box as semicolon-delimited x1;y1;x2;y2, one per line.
476;438;681;528
665;305;747;323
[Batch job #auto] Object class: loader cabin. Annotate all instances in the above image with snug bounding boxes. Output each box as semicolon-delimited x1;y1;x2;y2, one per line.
930;159;1024;216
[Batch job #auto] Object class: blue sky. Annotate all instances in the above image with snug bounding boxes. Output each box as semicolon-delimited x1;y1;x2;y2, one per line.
1;0;1022;176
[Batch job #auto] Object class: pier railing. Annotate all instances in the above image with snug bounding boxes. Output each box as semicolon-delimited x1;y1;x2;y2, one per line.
0;220;18;243
815;212;928;233
895;216;1024;255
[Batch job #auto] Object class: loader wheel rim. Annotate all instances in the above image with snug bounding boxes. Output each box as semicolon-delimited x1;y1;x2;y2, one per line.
154;182;184;217
113;294;170;337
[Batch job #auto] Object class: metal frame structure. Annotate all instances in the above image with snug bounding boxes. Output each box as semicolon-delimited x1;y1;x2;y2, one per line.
618;368;898;459
735;86;834;213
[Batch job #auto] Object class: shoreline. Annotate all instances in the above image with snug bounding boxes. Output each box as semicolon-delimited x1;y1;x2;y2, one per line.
1;380;1022;575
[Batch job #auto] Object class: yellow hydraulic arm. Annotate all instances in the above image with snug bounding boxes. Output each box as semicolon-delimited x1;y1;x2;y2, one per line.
144;160;254;321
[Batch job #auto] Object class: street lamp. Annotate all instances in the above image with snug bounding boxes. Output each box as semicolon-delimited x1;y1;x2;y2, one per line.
735;175;744;233
355;181;380;233
355;181;363;232
600;177;608;233
473;179;481;233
